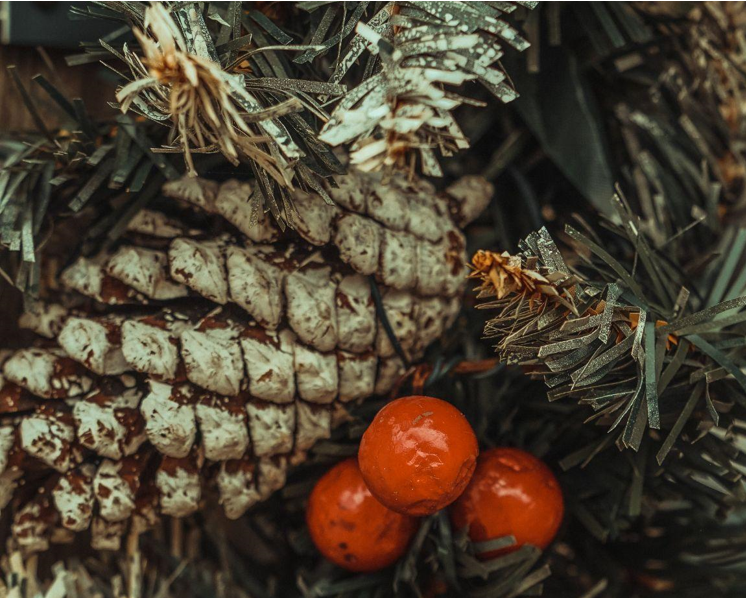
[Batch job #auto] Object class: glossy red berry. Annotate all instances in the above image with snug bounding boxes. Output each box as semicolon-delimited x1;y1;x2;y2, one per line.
306;458;419;572
448;447;564;558
358;396;479;516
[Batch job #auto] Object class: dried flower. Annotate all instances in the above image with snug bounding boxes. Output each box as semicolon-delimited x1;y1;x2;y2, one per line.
470;250;558;301
116;4;299;183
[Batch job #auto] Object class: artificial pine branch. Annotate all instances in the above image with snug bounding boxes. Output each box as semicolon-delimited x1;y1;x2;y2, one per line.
318;1;537;175
472;191;746;511
508;2;746;220
465;2;746;524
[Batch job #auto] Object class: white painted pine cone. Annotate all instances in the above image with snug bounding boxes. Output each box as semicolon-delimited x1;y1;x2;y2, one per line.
0;169;490;549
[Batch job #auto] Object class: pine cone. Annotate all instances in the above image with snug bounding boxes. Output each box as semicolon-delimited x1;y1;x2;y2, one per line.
0;169;491;551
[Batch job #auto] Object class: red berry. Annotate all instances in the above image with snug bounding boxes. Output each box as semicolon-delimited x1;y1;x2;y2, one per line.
306;458;419;572
358;396;479;516
448;447;564;558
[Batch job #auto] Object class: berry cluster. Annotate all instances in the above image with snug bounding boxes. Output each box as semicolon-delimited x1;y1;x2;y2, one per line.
306;396;564;572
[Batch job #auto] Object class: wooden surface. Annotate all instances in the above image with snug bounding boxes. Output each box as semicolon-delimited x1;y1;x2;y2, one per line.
0;45;114;133
0;45;115;341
